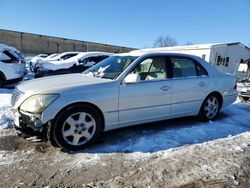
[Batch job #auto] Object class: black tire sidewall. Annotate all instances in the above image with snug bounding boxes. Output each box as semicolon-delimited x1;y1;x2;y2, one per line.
51;105;102;150
0;76;4;88
199;95;221;121
242;97;249;101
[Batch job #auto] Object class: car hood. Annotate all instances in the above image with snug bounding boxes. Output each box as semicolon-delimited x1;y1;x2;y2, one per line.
17;74;111;94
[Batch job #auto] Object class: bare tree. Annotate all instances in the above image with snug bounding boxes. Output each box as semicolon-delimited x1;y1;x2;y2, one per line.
153;35;178;48
184;41;194;45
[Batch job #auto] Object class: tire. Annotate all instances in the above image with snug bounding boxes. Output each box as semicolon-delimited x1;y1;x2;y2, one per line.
198;95;221;121
242;97;249;101
0;76;4;88
46;122;60;148
48;105;103;150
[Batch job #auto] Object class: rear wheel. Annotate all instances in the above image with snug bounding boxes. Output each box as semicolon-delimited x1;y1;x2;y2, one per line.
199;95;221;121
48;105;102;150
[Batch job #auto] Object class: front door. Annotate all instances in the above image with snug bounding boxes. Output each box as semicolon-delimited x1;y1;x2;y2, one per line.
119;56;172;124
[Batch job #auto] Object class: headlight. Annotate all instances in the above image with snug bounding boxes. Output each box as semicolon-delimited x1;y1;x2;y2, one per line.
20;94;59;113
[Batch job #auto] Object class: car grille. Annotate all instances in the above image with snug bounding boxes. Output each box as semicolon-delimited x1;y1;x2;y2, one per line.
11;89;24;107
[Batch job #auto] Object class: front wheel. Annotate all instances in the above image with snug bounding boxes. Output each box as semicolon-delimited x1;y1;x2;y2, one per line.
48;105;103;150
199;95;221;121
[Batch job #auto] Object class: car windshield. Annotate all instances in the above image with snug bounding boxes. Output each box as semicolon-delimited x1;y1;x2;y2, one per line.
83;55;138;79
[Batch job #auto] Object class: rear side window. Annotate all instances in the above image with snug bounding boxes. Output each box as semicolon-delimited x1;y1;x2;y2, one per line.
170;57;208;78
0;52;11;61
196;62;208;76
61;53;77;60
79;56;99;65
90;55;109;63
89;56;102;63
0;50;18;63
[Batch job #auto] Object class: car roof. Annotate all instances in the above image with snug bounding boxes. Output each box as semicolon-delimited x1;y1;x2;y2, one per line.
0;43;24;59
118;51;201;59
0;43;19;52
52;51;112;64
76;51;113;57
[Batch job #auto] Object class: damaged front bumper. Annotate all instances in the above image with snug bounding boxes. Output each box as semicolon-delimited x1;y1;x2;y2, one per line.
13;110;46;137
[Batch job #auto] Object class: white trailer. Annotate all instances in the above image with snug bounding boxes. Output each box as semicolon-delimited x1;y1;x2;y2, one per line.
134;42;250;75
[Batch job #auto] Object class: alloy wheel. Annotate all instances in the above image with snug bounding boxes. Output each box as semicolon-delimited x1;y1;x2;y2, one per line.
62;112;96;146
204;96;219;119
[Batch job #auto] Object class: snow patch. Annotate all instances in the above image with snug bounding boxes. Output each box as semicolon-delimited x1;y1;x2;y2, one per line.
0;83;250;154
0;151;15;166
0;89;14;130
69;153;101;167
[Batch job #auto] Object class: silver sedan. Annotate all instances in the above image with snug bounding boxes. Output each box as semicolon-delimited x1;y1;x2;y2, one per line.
12;52;237;150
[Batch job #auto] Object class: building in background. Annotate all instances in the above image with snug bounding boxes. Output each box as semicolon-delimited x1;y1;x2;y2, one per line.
135;42;250;74
0;29;136;56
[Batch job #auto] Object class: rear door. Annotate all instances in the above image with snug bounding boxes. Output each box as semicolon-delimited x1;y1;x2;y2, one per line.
169;56;209;117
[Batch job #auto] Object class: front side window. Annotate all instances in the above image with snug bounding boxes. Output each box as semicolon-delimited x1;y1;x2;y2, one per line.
132;57;167;81
170;57;207;78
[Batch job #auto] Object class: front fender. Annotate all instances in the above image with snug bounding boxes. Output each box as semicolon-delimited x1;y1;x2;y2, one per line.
40;86;119;127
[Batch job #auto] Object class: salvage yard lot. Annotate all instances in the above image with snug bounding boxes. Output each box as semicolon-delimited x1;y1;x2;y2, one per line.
0;79;250;187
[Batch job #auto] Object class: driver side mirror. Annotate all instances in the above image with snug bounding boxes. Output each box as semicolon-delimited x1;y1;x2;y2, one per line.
123;73;140;84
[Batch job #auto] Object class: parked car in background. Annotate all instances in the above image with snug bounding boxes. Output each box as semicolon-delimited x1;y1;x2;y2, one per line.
12;52;237;150
34;52;112;78
28;53;59;72
28;54;48;71
33;52;80;72
236;59;250;101
0;43;26;87
31;54;48;61
237;78;250;101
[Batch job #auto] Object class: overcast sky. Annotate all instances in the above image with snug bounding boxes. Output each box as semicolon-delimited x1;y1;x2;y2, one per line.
0;0;249;48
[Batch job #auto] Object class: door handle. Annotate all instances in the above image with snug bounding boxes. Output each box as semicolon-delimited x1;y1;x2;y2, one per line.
160;85;171;91
199;82;206;87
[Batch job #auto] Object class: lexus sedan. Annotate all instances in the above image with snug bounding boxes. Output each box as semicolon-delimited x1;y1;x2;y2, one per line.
11;52;237;150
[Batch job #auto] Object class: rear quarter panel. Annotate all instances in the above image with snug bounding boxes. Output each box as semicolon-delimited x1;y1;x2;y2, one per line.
194;56;237;108
209;73;237;108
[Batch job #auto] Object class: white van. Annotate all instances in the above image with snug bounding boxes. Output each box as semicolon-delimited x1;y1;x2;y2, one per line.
0;44;26;87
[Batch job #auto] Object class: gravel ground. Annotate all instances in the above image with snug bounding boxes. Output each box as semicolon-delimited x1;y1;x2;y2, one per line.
1;84;250;187
0;130;250;188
